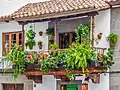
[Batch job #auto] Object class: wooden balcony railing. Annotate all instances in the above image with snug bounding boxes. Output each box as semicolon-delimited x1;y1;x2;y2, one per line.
0;47;107;70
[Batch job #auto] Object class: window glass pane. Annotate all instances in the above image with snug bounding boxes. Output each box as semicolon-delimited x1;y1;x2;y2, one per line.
5;35;9;42
19;33;22;39
12;34;16;44
19;33;22;45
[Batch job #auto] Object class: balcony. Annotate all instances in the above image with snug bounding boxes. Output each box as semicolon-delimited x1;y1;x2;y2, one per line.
1;22;115;83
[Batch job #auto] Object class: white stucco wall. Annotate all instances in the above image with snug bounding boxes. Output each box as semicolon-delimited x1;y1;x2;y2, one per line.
89;73;109;90
33;75;56;90
94;9;110;49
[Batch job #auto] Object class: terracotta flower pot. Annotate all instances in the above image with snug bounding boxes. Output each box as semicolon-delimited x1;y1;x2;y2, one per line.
97;33;103;39
39;31;43;36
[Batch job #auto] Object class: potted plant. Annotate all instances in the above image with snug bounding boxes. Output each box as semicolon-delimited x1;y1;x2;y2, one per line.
98;49;114;68
97;33;103;39
25;39;36;50
107;33;119;48
25;25;36;49
26;51;40;70
39;31;43;36
37;40;43;49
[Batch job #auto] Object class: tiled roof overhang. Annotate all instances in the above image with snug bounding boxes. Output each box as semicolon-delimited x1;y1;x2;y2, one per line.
0;0;110;22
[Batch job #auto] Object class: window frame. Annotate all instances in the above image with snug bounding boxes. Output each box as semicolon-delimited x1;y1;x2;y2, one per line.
2;31;24;56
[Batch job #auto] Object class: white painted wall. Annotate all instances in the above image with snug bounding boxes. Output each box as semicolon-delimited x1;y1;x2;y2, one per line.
94;9;110;49
88;73;109;90
33;75;56;90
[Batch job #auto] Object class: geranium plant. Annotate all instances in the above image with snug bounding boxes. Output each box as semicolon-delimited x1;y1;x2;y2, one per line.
26;52;39;63
98;49;114;68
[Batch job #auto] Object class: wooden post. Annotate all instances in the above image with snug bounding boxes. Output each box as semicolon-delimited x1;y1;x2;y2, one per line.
91;16;95;47
22;23;25;49
54;21;57;43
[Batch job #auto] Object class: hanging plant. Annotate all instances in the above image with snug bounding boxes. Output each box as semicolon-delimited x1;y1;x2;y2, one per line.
107;33;119;47
26;25;36;39
25;25;36;49
75;24;90;43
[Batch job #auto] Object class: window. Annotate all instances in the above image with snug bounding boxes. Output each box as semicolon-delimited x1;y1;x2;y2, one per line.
3;84;24;90
59;32;76;49
2;31;23;55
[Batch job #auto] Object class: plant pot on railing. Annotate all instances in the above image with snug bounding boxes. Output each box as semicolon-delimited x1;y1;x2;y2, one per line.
87;60;104;68
25;63;40;70
87;60;96;68
57;61;65;69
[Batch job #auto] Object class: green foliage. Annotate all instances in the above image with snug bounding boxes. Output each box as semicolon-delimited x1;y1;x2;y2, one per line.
5;45;27;78
26;25;36;39
64;42;96;72
50;42;58;50
75;24;90;42
25;25;36;49
37;40;42;46
98;49;114;68
40;57;58;73
107;33;119;47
